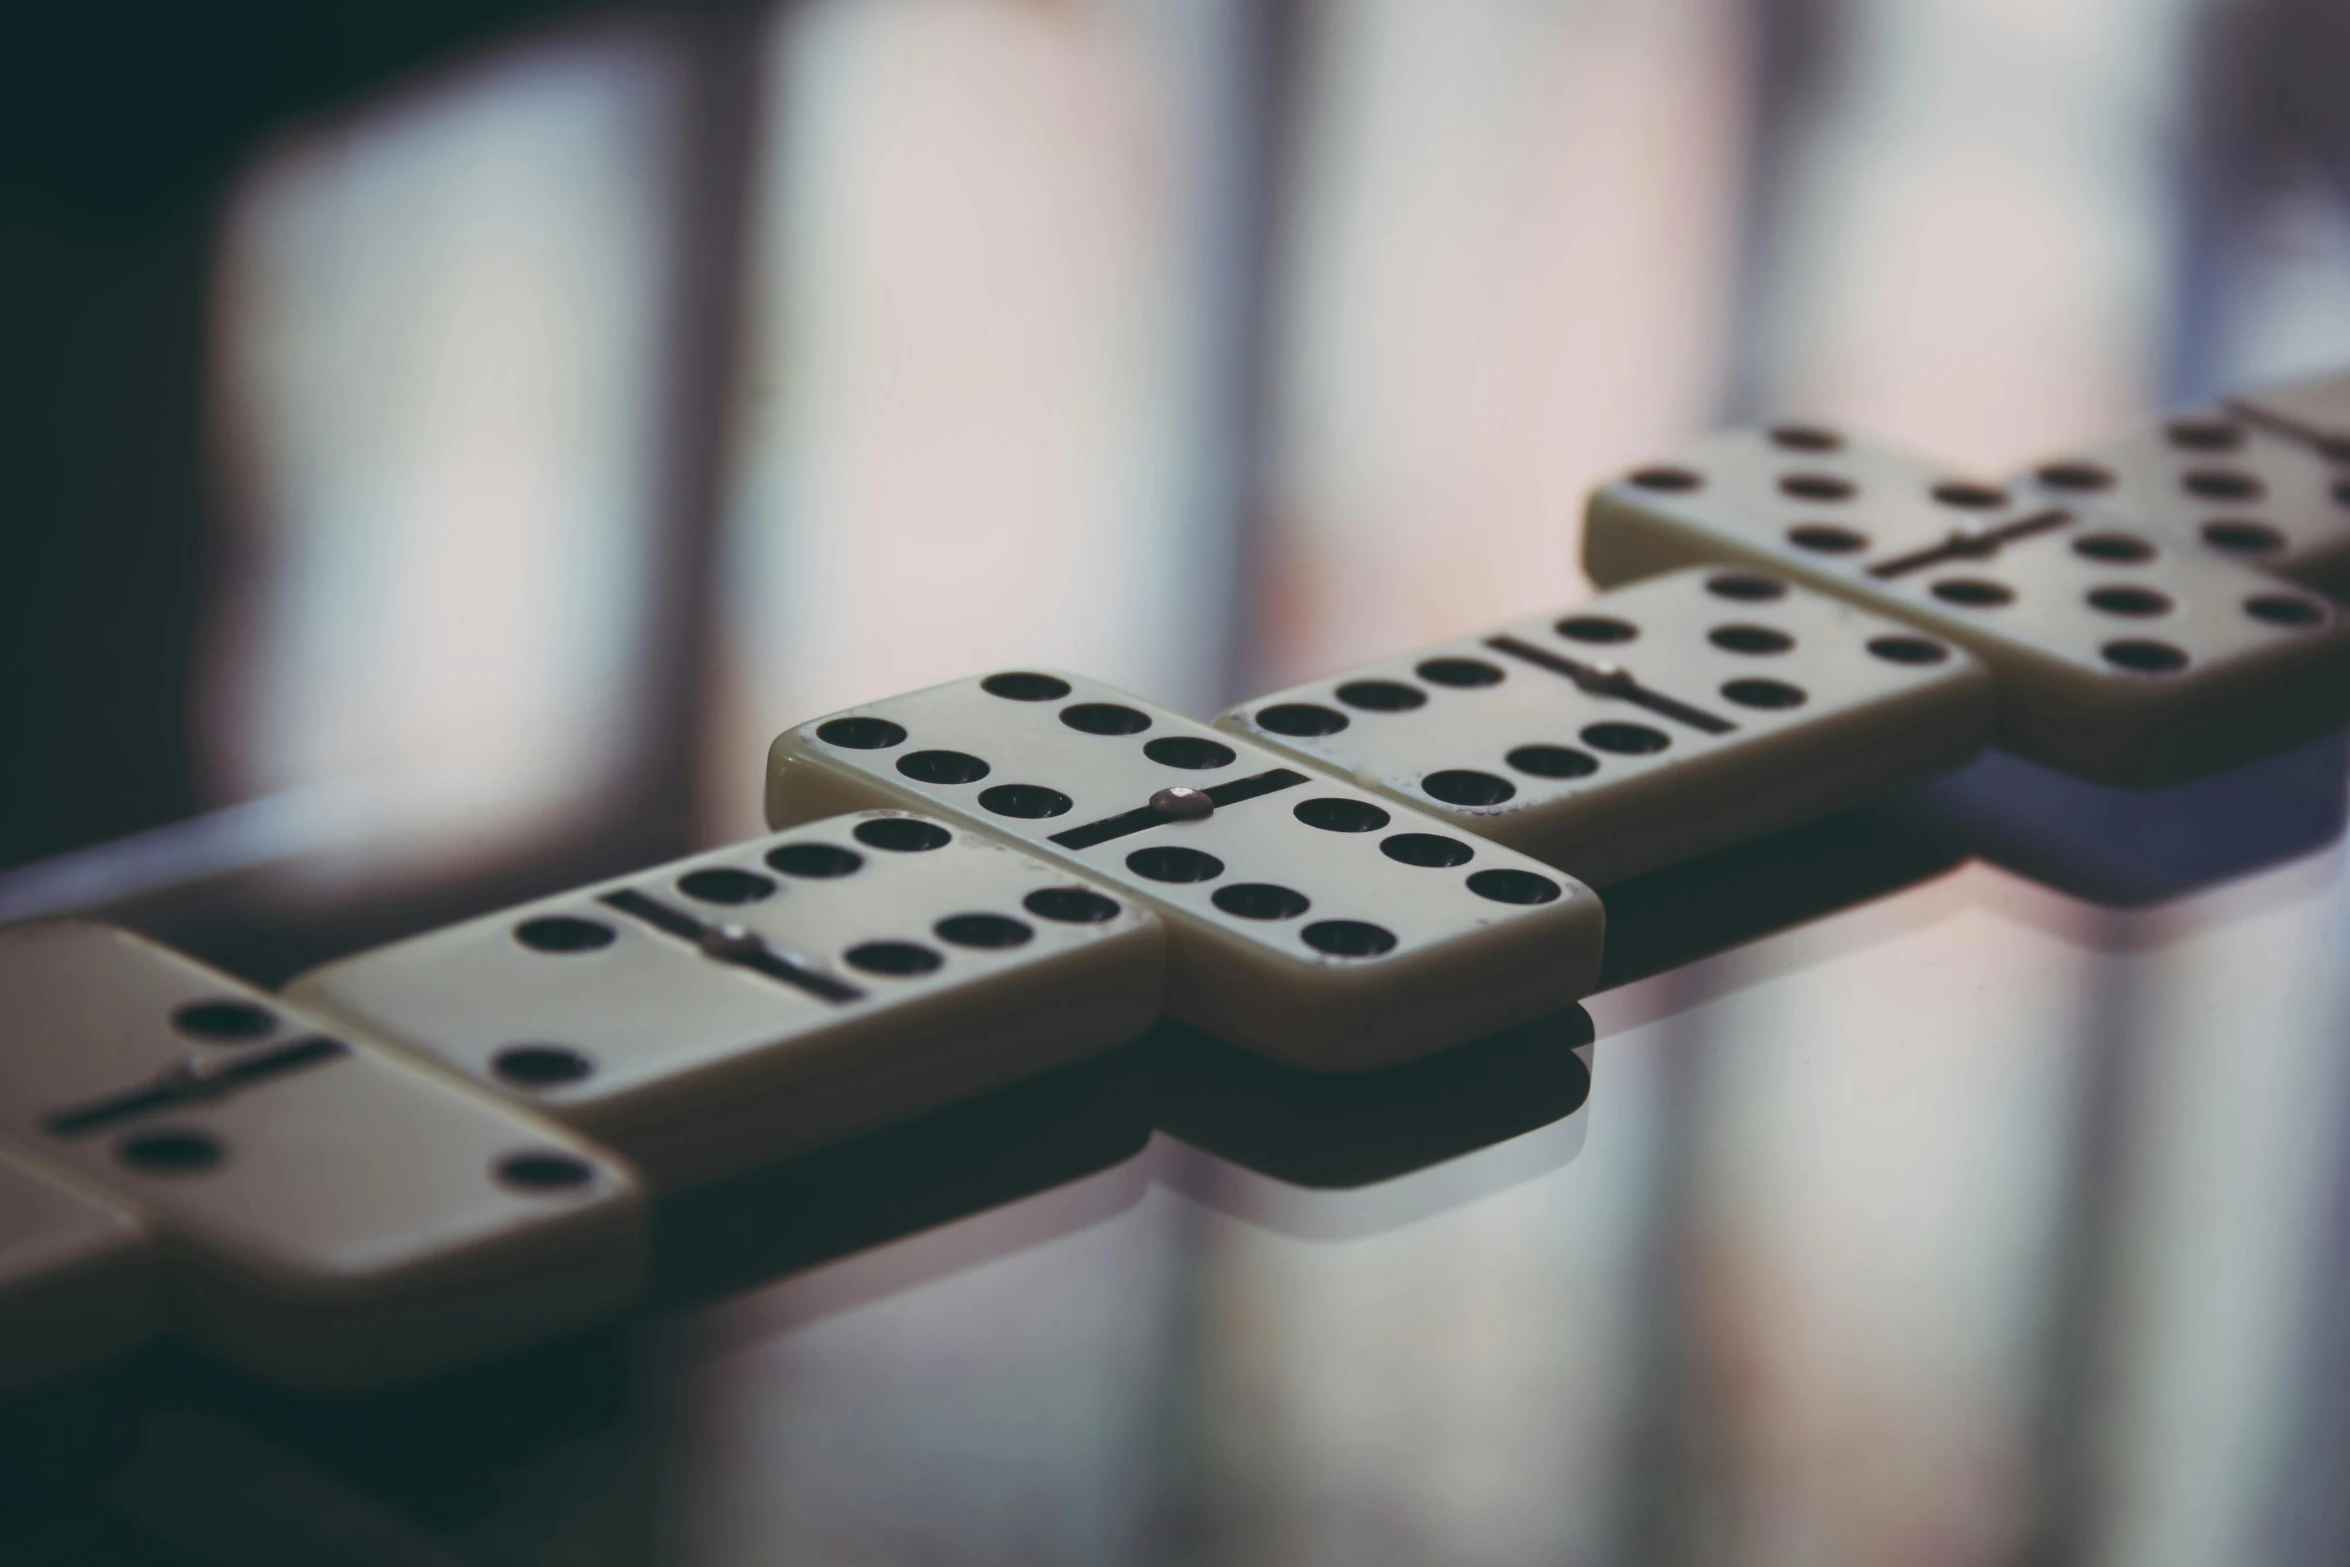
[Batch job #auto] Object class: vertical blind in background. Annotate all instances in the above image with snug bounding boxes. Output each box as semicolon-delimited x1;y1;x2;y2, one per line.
206;29;676;894
201;0;2350;856
704;0;1238;834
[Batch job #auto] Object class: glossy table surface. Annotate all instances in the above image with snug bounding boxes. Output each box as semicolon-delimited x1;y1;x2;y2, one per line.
7;738;2350;1567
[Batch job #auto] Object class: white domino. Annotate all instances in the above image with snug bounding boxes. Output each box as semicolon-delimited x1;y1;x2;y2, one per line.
287;813;1166;1189
1584;424;2350;788
2018;408;2350;595
765;672;1604;1073
1217;565;1993;885
0;921;645;1394
0;1144;155;1395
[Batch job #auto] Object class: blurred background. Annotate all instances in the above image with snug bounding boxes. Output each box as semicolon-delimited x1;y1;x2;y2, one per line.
7;1;2350;1563
14;0;2350;941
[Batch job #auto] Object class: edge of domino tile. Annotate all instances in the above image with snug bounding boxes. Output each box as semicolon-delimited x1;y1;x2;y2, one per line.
2228;368;2350;454
0;1140;157;1396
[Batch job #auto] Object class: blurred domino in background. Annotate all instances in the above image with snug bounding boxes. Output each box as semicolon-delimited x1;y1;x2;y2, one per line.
1584;425;2350;787
2019;407;2350;595
1219;565;1993;885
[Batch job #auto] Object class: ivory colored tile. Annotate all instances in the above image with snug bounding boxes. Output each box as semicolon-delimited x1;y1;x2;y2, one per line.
0;922;645;1394
1585;425;2350;787
766;673;1602;1073
290;815;1164;1189
1218;566;1991;885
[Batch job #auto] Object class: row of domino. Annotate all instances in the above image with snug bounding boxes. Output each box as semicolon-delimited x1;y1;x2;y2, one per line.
7;369;2350;1401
